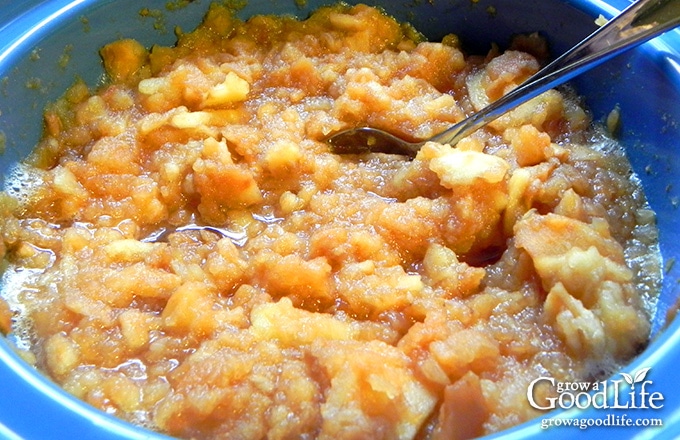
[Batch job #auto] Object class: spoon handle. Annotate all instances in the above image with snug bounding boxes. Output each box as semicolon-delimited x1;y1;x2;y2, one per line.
430;0;680;146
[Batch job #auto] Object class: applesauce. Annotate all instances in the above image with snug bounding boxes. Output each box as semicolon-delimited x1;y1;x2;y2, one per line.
0;3;661;439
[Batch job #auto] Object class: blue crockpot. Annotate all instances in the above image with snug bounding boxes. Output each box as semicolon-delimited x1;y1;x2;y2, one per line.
1;0;679;438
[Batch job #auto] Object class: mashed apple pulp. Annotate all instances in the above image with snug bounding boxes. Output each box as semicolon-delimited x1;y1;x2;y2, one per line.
0;3;661;439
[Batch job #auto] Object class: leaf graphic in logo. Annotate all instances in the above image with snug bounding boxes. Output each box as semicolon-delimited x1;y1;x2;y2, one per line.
634;367;651;384
619;368;651;390
620;372;634;388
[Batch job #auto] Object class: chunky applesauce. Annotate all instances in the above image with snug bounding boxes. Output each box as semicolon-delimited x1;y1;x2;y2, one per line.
0;3;661;439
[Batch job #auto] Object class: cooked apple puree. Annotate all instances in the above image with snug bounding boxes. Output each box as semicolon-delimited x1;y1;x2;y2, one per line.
0;3;661;439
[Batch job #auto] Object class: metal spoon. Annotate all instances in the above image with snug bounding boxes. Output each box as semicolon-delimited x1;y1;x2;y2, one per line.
326;0;680;157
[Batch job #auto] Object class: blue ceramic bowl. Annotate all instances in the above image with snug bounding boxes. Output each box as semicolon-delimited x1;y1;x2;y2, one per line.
1;0;679;439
